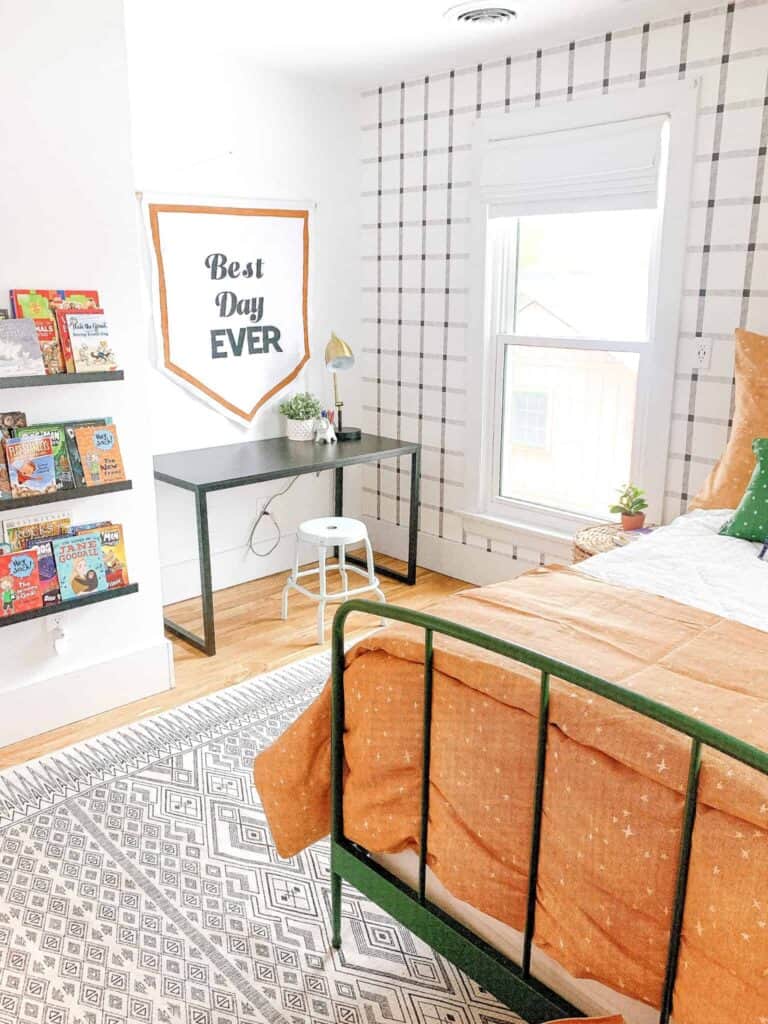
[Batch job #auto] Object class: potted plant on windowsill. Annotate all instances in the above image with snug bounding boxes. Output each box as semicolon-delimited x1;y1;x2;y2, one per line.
610;483;648;531
279;392;322;441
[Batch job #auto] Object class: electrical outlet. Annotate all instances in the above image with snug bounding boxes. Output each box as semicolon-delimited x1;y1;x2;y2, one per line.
694;337;712;370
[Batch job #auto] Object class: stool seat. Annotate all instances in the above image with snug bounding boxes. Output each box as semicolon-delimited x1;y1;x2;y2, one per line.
297;516;368;547
282;515;386;644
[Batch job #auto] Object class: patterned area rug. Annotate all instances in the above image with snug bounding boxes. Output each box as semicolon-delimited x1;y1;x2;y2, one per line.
0;653;524;1024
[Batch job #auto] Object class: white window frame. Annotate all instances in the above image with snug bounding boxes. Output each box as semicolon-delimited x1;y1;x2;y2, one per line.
462;80;699;548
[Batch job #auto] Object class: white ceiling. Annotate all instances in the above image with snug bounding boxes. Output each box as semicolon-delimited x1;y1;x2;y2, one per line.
126;0;715;87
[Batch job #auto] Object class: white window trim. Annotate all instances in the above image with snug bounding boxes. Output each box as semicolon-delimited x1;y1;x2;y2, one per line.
462;80;699;547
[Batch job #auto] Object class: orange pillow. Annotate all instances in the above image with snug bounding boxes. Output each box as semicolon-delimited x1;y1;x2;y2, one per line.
689;327;768;510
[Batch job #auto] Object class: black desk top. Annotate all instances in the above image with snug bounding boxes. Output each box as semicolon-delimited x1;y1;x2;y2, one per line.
153;433;418;492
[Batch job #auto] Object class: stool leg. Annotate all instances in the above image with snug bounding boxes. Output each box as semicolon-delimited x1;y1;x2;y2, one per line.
338;543;349;598
317;546;327;645
282;537;300;620
364;536;387;625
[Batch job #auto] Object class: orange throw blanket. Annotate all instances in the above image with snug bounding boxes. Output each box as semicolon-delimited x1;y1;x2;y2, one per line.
254;566;768;1024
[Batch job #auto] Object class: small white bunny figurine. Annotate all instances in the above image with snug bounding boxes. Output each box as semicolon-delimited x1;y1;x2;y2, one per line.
315;414;337;444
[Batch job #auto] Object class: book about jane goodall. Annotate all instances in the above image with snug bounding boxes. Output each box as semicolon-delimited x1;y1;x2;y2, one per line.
0;319;46;378
0;549;42;617
73;424;125;486
51;534;107;600
3;436;56;499
65;312;118;373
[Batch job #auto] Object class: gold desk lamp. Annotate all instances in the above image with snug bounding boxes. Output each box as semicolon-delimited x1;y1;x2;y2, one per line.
324;333;361;441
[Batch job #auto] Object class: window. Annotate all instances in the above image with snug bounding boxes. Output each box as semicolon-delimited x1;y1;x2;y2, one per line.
465;84;698;538
494;208;655;518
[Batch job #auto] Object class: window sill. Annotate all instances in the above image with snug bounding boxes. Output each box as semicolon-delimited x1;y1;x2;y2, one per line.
460;509;583;561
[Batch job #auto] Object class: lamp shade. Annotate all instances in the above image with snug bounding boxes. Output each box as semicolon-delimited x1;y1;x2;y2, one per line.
325;333;354;371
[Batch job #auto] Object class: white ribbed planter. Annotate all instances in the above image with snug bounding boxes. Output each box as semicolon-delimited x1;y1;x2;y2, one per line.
285;417;316;442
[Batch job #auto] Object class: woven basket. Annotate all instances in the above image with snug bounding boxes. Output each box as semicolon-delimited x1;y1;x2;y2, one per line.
572;523;625;563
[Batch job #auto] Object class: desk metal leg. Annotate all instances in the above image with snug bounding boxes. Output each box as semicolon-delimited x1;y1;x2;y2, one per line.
340;451;420;586
163;488;217;656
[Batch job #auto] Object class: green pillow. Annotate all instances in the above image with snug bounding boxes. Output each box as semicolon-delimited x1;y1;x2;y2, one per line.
719;438;768;542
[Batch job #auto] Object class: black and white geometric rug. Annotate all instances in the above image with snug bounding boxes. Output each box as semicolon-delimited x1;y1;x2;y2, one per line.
0;653;523;1024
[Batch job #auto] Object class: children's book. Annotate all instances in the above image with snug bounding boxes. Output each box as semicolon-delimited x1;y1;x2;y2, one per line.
66;312;118;372
74;523;128;589
14;425;74;490
10;291;101;376
55;306;103;373
0;319;46;378
35;319;65;375
27;539;60;606
62;419;110;486
0;411;27;500
3;435;56;498
0;548;42;617
3;510;72;550
73;424;125;486
51;534;108;600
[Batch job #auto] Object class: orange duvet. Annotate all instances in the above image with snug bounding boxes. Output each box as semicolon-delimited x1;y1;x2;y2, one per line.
254;566;768;1024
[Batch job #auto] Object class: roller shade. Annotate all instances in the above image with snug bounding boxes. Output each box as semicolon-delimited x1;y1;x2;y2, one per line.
481;115;667;217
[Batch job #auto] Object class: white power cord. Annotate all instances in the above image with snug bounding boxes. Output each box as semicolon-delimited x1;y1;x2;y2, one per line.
247;475;299;557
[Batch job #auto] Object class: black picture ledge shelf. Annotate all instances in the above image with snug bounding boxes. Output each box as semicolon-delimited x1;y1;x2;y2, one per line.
0;371;124;389
0;583;139;629
0;480;133;512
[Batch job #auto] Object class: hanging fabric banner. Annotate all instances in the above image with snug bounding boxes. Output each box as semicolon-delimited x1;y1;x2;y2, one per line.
142;196;310;423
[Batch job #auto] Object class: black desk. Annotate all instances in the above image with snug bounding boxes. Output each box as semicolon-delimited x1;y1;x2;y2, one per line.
153;433;421;656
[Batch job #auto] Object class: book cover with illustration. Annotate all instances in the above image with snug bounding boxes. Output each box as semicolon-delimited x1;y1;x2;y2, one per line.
0;319;46;378
66;312;118;373
51;534;107;600
11;291;101;375
27;539;60;606
55;306;103;373
62;419;110;486
14;424;74;490
74;523;128;589
73;424;125;486
0;548;42;617
0;410;27;499
3;435;56;498
3;510;72;550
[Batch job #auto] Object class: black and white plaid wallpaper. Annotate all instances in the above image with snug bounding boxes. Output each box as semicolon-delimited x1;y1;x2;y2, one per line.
358;0;768;572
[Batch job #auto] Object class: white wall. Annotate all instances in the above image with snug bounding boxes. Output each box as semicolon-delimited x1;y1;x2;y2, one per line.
0;0;173;744
123;32;362;603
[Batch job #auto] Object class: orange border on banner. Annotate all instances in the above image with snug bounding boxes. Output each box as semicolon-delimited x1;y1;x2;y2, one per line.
148;204;310;422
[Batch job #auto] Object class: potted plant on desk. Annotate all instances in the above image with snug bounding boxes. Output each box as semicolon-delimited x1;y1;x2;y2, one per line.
610;483;648;531
279;392;322;441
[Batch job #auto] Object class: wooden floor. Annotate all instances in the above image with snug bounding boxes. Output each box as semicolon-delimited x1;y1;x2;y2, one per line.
0;556;469;769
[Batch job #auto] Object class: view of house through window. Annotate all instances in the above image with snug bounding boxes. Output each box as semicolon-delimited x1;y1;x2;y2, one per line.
494;208;657;519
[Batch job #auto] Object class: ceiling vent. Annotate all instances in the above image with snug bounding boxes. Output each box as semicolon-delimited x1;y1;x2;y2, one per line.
445;4;517;24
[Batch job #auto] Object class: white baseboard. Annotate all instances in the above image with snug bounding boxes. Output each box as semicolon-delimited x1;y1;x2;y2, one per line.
362;517;539;586
160;533;300;605
0;640;174;748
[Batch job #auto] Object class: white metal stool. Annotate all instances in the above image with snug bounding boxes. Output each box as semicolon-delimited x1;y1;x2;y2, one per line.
281;516;386;644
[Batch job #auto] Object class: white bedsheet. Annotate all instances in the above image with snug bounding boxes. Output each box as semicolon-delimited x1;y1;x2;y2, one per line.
577;508;768;632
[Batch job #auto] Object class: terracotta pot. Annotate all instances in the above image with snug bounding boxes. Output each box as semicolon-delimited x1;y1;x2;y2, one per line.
621;512;646;531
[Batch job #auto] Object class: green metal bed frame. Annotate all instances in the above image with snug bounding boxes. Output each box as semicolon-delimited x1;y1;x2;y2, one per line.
329;599;768;1024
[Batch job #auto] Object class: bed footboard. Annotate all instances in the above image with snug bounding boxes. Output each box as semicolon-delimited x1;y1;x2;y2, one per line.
328;599;768;1024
